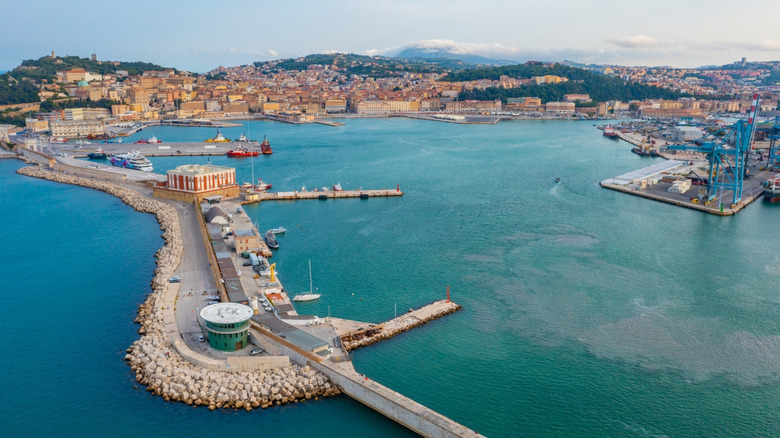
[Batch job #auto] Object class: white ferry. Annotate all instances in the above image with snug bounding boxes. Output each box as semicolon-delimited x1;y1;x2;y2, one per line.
110;151;154;172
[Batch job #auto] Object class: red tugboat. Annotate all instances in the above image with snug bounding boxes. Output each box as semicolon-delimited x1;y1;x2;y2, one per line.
227;145;259;157
260;135;272;154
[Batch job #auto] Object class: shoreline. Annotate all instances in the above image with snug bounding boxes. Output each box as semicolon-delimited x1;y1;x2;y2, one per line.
16;164;338;410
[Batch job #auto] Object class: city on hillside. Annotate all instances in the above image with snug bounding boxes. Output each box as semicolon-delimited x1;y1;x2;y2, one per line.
1;51;780;142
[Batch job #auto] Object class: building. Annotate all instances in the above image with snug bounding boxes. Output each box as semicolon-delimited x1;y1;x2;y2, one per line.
153;163;239;202
234;229;260;253
354;100;420;114
25;118;50;133
545;102;576;114
199;303;253;352
49;120;105;138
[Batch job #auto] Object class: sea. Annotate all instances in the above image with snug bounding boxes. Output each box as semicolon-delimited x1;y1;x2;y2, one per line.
3;118;780;437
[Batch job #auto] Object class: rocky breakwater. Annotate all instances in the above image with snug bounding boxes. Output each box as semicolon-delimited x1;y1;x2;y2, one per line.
341;300;461;351
17;165;336;410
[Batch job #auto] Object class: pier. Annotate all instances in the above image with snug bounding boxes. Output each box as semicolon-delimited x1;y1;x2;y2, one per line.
242;188;404;204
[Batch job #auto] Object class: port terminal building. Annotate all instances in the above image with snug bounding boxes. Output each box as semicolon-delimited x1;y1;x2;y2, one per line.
153;163;239;202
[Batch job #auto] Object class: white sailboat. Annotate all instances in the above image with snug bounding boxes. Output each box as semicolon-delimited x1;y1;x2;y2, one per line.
292;260;320;302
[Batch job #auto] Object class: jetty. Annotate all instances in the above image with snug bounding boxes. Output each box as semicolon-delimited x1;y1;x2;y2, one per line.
242;188;404;204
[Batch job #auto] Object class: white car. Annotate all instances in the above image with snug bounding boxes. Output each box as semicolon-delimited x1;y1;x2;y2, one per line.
168;276;180;283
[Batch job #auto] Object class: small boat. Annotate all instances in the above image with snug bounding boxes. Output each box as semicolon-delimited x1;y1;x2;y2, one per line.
260;135;272;154
206;128;231;143
292;260;320;302
268;227;287;234
300;186;307;192
255;179;272;191
554;177;560;184
332;182;343;191
234;134;249;142
264;230;279;249
88;147;107;159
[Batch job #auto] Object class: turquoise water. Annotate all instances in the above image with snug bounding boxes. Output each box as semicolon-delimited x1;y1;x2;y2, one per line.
6;118;780;437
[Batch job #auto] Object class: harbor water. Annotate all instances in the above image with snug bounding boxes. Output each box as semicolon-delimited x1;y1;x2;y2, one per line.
4;118;780;437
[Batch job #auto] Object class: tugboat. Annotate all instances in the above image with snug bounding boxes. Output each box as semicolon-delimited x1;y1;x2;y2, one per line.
88;147;107;159
260;135;272;154
332;182;343;191
256;179;272;191
227;145;259;157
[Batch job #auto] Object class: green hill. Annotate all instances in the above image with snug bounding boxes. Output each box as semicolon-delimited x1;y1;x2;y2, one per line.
256;53;454;77
443;62;683;103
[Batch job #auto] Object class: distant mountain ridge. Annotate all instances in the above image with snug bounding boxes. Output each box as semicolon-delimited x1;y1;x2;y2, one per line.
394;47;515;66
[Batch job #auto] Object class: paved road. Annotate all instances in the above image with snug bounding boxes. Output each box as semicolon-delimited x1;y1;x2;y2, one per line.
164;200;220;350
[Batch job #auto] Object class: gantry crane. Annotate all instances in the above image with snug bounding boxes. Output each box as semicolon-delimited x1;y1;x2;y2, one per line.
666;93;760;205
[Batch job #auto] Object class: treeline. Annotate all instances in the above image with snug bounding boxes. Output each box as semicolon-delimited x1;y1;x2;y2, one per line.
11;56;170;82
445;62;683;103
39;98;119;111
0;75;39;104
259;53;449;77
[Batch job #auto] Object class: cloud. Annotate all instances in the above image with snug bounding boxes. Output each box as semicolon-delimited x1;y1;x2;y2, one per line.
606;35;675;49
267;49;278;57
366;39;524;58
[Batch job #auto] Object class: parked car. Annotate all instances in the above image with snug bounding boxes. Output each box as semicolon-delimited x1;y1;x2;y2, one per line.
249;348;263;356
197;335;205;343
168;276;180;283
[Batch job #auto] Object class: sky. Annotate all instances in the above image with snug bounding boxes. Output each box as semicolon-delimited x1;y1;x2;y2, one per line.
3;0;780;72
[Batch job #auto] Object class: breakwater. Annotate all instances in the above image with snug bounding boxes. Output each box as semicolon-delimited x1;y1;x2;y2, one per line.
16;165;337;410
341;300;461;351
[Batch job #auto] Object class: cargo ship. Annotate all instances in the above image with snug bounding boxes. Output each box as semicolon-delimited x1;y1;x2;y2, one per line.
763;175;780;202
260;135;272;154
603;127;620;139
631;145;660;157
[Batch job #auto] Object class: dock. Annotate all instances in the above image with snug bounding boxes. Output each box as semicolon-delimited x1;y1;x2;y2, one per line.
242;188;404;204
601;160;773;215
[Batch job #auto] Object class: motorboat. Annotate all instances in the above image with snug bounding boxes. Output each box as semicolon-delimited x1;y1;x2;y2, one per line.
264;230;279;249
268;227;287;234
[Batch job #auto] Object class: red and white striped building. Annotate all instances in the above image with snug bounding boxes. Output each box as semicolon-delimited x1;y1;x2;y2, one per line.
165;164;237;193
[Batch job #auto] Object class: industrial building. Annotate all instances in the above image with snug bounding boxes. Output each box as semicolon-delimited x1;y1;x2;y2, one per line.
199;303;253;351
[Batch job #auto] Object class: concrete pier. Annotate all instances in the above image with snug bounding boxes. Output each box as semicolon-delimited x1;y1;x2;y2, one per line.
242;188;404;204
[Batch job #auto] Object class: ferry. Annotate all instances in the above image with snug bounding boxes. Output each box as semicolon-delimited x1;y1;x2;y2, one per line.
87;147;107;159
763;175;780;202
206;128;231;143
260;135;272;154
110;151;154;172
137;136;161;144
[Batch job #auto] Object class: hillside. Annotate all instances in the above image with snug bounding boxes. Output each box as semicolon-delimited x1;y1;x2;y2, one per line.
254;53;458;77
444;62;683;103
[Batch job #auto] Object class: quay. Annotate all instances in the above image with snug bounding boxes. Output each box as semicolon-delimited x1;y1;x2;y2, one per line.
242;188;404;204
600;159;773;215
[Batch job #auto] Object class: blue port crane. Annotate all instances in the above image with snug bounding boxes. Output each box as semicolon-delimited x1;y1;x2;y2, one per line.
665;93;760;205
764;119;780;170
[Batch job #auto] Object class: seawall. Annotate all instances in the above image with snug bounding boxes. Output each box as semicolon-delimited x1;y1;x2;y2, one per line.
16;165;337;410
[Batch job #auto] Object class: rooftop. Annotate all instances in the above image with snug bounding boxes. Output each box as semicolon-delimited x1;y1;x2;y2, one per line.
170;163;234;175
200;303;253;324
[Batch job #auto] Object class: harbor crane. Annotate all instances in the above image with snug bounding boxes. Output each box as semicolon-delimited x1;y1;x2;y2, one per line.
666;93;760;205
763;119;780;170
